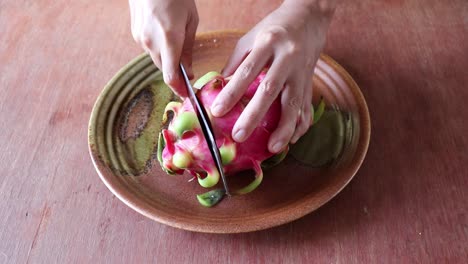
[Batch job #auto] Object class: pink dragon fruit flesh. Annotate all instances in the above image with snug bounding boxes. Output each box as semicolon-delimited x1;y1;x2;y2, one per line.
157;71;290;206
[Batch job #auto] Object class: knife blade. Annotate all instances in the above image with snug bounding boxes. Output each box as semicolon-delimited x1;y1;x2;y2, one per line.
179;64;231;196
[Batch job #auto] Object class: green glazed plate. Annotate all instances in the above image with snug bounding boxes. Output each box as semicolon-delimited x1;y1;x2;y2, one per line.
88;30;370;233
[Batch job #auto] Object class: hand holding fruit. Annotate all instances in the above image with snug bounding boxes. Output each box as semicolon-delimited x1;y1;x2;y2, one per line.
211;0;337;153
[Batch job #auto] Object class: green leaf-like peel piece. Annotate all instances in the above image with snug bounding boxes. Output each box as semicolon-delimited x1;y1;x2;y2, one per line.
157;132;175;175
197;189;226;207
172;150;192;169
197;168;220;188
162;102;182;124
157;132;164;164
219;143;236;165
261;146;289;169
313;97;326;125
235;161;263;195
193;71;222;89
291;110;345;167
171;112;199;137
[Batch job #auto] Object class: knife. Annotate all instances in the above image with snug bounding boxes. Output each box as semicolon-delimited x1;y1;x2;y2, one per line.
179;64;231;196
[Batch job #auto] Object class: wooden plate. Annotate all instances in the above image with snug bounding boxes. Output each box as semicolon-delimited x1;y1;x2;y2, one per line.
88;30;370;233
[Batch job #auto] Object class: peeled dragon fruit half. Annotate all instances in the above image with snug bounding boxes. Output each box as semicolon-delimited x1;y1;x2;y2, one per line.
157;71;292;206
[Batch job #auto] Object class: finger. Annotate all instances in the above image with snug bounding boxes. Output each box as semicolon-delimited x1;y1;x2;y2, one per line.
221;35;252;76
148;50;162;72
211;43;272;117
129;0;136;39
140;19;162;69
181;11;198;79
140;11;156;52
268;82;304;153
291;76;312;143
231;58;288;143
131;1;145;43
160;31;186;96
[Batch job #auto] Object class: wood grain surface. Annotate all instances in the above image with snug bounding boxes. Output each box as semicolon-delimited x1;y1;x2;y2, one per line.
1;0;467;263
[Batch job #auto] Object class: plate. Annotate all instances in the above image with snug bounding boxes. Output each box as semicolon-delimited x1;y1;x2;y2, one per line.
88;30;370;233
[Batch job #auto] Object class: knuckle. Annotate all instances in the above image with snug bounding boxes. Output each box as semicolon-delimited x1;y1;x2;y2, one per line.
238;62;254;79
285;42;301;56
259;25;288;44
161;27;184;42
141;33;153;49
243;113;256;124
131;29;139;43
163;72;177;86
287;97;302;109
243;112;261;126
256;32;272;46
219;89;238;103
227;90;241;101
159;25;176;40
133;33;140;44
259;79;280;97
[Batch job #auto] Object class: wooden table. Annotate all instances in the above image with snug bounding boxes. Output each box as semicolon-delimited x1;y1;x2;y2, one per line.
1;0;467;262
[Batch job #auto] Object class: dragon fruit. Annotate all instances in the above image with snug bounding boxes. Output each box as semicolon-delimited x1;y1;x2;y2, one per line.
157;71;289;205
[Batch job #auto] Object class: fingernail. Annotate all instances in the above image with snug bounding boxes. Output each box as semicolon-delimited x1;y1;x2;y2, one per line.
271;142;284;153
211;104;224;116
233;129;246;142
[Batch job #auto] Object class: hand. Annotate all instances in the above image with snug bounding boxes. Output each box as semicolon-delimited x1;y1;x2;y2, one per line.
129;0;198;96
210;0;337;153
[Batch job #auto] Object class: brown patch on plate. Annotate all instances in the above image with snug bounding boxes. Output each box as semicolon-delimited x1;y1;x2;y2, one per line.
118;87;154;142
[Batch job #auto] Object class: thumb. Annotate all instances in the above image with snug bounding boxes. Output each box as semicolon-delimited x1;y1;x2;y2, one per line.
160;32;186;97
